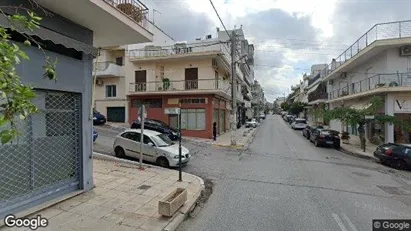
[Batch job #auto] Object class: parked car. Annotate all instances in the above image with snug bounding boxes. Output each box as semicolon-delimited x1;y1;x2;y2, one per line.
113;129;190;168
287;116;296;124
93;127;98;142
310;128;340;148
259;113;266;120
245;118;258;128
131;118;180;141
93;109;106;125
302;125;324;139
374;143;411;169
291;118;307;130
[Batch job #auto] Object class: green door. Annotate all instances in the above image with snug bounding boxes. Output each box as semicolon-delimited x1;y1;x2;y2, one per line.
107;107;125;122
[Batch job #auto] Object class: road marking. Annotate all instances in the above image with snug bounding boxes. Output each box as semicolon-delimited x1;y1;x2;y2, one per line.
341;213;358;231
332;213;348;231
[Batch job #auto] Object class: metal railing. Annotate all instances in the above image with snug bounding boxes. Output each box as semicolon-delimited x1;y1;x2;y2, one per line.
103;0;149;28
129;78;232;94
329;73;411;100
127;42;232;63
321;20;411;79
308;92;328;102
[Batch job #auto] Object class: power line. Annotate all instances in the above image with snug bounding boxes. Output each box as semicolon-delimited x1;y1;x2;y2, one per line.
209;0;231;40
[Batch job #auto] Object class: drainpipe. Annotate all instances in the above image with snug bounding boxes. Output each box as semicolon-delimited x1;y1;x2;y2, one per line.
90;48;101;120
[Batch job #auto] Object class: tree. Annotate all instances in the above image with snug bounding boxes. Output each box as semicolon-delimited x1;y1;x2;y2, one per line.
0;3;57;144
280;102;289;111
288;102;307;115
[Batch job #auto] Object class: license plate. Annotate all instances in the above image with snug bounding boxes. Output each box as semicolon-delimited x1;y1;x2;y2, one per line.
326;141;333;144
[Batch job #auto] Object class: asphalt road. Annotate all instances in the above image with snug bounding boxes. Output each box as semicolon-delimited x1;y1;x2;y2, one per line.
178;115;411;231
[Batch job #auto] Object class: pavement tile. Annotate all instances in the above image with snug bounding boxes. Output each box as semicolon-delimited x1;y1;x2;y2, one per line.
102;189;123;198
86;196;112;206
100;198;128;209
85;206;115;219
135;204;158;217
116;191;138;200
131;195;153;204
31;208;64;219
128;179;144;186
109;224;141;231
51;200;82;211
47;211;81;228
117;201;144;213
114;178;132;184
101;181;122;189
116;185;134;192
102;209;125;224
139;216;172;231
141;188;162;197
91;186;110;195
118;213;149;228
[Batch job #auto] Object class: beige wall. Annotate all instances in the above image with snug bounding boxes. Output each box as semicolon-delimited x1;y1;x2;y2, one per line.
97;50;125;63
95;77;126;100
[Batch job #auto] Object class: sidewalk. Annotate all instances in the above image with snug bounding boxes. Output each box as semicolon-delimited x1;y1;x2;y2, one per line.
1;155;204;231
183;125;260;149
339;141;378;160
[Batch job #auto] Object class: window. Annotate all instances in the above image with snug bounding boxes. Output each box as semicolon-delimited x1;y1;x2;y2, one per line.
116;57;123;66
121;132;140;142
181;109;206;130
106;85;116;98
180;98;206;104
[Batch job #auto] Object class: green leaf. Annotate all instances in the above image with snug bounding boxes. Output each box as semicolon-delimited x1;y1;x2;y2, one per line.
0;130;14;144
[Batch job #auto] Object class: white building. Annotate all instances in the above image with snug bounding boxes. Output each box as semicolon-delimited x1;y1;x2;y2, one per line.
322;20;411;144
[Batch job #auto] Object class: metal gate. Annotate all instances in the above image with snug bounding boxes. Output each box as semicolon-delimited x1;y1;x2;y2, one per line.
0;90;81;216
107;107;125;122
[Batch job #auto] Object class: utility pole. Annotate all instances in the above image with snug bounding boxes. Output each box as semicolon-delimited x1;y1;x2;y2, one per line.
230;30;237;146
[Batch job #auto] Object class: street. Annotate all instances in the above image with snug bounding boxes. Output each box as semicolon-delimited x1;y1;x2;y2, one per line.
178;115;411;231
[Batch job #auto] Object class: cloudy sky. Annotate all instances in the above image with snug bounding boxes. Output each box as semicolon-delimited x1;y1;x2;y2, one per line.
142;0;411;102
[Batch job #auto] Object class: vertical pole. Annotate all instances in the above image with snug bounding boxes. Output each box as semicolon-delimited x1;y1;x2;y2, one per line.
230;30;237;146
178;108;182;181
139;105;145;169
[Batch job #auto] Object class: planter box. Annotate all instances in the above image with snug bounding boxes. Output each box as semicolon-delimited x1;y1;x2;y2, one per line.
158;188;187;217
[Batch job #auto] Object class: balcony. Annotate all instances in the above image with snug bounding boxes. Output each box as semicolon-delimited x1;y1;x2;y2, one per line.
37;0;152;46
129;79;231;98
308;92;328;103
329;73;411;100
321;20;411;81
128;42;232;64
93;61;124;78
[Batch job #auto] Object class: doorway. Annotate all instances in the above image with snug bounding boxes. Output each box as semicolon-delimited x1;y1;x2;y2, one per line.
185;68;198;90
135;70;147;92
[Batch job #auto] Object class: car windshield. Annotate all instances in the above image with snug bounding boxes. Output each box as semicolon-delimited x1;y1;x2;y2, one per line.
151;133;174;147
296;120;306;124
321;130;339;136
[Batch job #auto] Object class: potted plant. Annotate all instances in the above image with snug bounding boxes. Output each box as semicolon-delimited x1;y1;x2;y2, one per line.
116;3;145;23
389;81;399;87
375;83;385;88
162;78;170;90
341;131;350;144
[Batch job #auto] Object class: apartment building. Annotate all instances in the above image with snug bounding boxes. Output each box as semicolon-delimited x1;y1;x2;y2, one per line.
1;0;153;218
251;80;264;116
322;20;411;144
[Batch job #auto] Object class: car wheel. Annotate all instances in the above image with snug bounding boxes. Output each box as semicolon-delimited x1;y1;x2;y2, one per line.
156;157;170;168
334;144;340;149
314;140;320;147
114;146;126;158
393;160;407;170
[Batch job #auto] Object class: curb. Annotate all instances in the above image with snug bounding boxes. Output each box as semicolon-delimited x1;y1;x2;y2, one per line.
92;152;205;231
244;125;261;150
338;147;378;161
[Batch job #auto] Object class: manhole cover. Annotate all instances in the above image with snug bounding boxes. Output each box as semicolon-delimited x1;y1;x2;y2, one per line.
137;185;151;190
377;186;404;195
352;172;371;177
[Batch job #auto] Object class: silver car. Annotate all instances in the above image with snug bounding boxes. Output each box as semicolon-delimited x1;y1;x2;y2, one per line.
113;129;190;168
291;119;308;130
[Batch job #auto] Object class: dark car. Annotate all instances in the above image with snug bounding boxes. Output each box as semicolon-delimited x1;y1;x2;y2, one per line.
374;143;411;170
93;127;98;142
310;128;340;148
93;109;106;125
303;125;324;139
130;118;180;141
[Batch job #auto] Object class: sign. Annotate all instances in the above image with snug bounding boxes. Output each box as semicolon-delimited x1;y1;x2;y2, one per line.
394;99;411;113
137;105;147;121
364;115;375;119
164;108;180;115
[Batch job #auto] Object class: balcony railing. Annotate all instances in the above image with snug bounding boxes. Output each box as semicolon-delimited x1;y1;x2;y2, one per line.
93;61;124;77
308;92;328;102
329;73;411;100
321;20;411;79
104;0;149;28
129;78;231;94
128;42;232;64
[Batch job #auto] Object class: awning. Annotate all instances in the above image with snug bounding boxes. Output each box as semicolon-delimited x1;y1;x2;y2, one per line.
307;84;320;94
0;14;98;56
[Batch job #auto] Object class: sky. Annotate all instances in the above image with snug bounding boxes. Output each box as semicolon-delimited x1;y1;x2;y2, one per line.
142;0;411;102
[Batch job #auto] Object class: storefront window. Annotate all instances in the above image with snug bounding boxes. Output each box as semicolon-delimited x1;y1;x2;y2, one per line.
181;109;206;130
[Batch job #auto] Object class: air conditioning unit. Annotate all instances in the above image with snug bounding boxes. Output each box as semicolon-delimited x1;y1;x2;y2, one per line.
400;46;411;56
212;58;218;68
328;80;334;85
96;79;103;86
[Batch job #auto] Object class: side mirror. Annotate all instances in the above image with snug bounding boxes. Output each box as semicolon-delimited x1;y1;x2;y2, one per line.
148;142;154;147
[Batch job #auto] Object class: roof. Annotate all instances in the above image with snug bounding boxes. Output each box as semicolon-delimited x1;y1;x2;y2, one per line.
122;129;161;136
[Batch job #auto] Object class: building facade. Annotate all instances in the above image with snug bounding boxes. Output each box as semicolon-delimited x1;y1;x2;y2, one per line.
0;0;152;218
